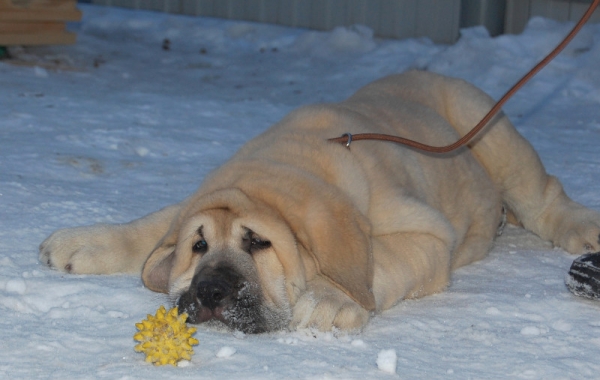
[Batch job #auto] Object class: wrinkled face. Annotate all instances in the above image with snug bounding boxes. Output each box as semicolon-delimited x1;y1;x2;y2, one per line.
167;209;294;333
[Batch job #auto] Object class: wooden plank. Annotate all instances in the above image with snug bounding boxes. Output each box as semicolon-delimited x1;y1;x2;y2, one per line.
0;0;81;22
0;31;76;45
0;1;78;12
0;1;79;45
0;9;81;21
0;0;76;9
0;21;65;33
0;10;81;21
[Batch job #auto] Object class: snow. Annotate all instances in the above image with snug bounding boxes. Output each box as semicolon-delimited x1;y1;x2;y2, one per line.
1;4;600;379
376;349;397;374
215;346;237;358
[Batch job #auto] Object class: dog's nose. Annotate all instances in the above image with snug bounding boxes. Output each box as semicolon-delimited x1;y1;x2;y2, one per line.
197;280;232;309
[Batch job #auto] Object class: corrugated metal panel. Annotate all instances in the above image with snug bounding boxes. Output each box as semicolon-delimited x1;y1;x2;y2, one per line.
461;0;507;36
505;0;530;35
505;0;600;34
91;0;461;43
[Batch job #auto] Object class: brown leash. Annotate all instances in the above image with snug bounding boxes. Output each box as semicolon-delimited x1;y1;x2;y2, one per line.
329;0;600;153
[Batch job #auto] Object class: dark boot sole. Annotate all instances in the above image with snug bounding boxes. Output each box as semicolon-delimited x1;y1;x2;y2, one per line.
566;252;600;299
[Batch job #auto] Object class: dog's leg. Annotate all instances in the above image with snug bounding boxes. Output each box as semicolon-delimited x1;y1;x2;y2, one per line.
371;232;454;311
289;275;371;332
39;204;180;274
439;75;600;254
290;234;455;331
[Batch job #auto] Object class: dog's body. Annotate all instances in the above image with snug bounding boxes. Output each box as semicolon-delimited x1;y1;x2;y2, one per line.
40;71;600;333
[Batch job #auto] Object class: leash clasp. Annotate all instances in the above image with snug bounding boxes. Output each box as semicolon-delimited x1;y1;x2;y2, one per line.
341;133;352;148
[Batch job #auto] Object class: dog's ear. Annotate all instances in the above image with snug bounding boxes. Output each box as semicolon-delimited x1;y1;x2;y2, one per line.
141;213;183;293
142;244;175;293
255;178;376;311
299;197;375;311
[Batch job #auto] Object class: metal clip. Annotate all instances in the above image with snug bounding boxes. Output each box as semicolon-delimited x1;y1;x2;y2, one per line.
341;133;352;148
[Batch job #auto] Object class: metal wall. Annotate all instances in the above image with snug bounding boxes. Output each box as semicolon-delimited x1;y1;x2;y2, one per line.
460;0;506;36
506;0;600;34
89;0;600;42
91;0;461;43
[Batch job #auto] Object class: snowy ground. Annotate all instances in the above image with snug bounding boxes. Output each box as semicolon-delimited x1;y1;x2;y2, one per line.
2;4;600;379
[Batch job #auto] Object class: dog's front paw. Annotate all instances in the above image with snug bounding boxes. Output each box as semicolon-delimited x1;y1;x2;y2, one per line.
290;277;370;332
553;209;600;255
39;224;130;274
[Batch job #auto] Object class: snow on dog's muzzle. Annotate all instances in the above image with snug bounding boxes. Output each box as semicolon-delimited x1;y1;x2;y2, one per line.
176;264;268;333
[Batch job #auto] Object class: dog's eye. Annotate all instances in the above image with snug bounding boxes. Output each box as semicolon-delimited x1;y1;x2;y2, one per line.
192;239;208;254
250;237;271;251
242;229;271;254
242;230;271;254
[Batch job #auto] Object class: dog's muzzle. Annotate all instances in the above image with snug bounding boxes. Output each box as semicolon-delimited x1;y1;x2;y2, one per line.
196;278;232;310
177;265;242;324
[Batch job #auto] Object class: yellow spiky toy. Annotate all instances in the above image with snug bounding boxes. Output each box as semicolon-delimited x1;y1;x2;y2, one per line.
133;305;199;366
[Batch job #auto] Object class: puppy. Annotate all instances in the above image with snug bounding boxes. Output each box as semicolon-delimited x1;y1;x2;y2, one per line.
40;71;600;333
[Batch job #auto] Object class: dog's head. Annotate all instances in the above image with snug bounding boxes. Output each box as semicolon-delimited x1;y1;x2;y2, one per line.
141;184;375;333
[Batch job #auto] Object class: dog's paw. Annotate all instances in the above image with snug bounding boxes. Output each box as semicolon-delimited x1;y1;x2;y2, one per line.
553;209;600;255
289;277;370;332
39;224;130;274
